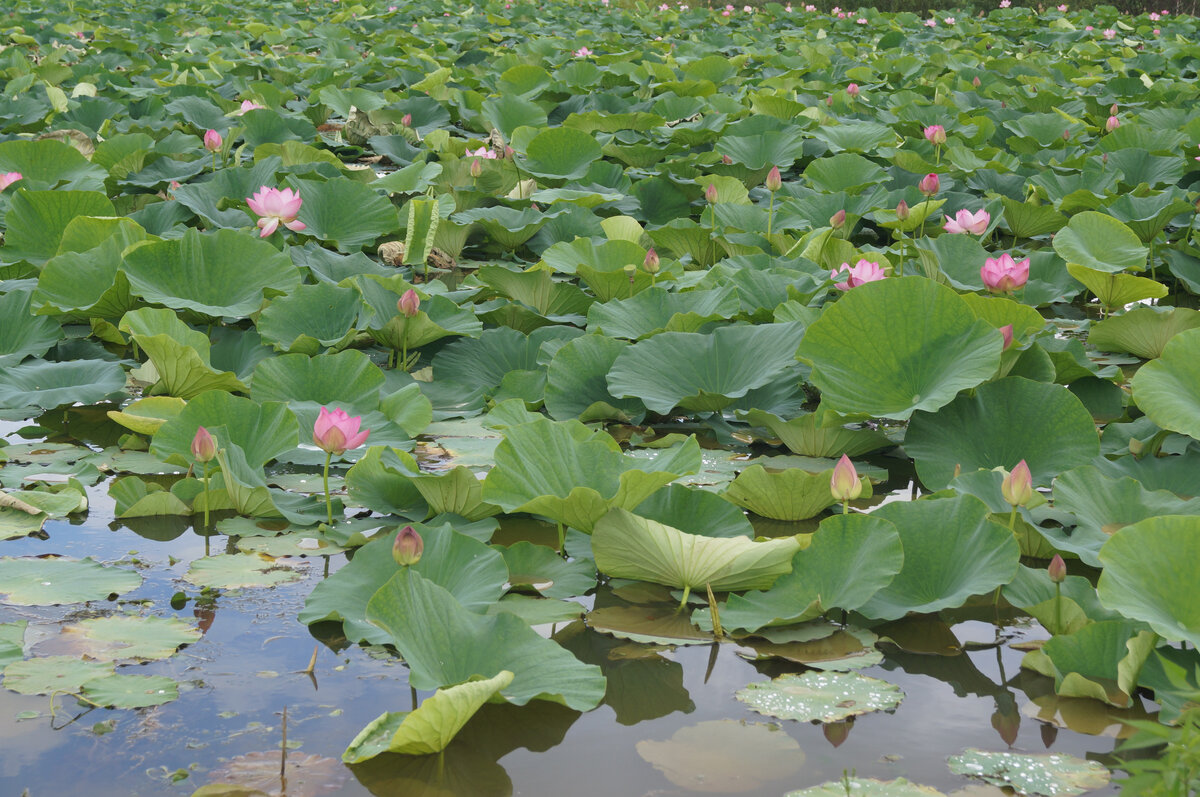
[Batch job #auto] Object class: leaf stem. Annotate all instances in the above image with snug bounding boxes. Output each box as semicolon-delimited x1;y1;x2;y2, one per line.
323;451;333;525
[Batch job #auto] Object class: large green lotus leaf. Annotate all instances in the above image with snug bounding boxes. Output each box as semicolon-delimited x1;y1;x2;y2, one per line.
119;307;246;399
591;507;801;593
723;465;868;521
1039;620;1156;707
34;221;146;318
1098;516;1200;647
803;153;888;193
1000;196;1068;239
250;350;383;415
1050;467;1200;567
121;228;301;318
292;177;399;252
256;283;360;354
636;719;805;793
499;541;595;599
1066;264;1166;310
432;326;579;393
858;495;1020;620
786;778;946;797
812;121;897;154
521;127;603;180
1088;307;1200;360
712;514;903;632
474;265;594;321
80;673;180;709
905;377;1099;490
2;656;114;695
359;280;482;349
0;359;126;410
1131;328;1200;440
715;128;808;170
183;553;304;590
343;671;515;763
0;557;141;605
959;292;1048;340
483;94;548;139
344;446;428;518
0;288;61;366
736;671;904;723
366;568;606;710
455;206;569;250
1;190;116;264
633;483;754;539
152;391;298;469
585;287;739;340
539;237;645;276
544;334;646;424
607;322;805;414
1052;211;1147;273
742;409;892;458
947;750;1110;797
50;615;201;662
404;466;500;521
300;524;507;644
0;139;107;192
796;277;1002;420
0;509;46;540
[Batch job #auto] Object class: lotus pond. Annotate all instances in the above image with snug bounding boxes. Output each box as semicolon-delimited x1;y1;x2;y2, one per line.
1;0;1200;794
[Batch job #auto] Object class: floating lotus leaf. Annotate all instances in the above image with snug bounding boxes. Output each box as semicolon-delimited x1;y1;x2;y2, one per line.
0;359;126;411
366;568;606;710
2;656;113;695
947;749;1110;797
723;464;870;521
741;409;892;458
106;396;187;436
786;778;946;797
585;604;712;646
80;674;180;709
500;541;595;598
1130;328;1200;440
47;615;201;661
0;622;25;670
343;671;515;762
235;531;348;558
0;557;141;605
204;752;347;797
183;554;305;590
736;624;884;671
0;288;61;366
636;719;805;794
797;277;1002;420
736;671;903;722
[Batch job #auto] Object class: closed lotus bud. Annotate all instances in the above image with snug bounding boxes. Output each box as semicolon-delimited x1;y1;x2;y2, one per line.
999;324;1013;350
1110;103;1119;115
705;183;718;203
923;124;947;145
830;454;863;502
470;157;483;178
203;129;223;153
825;95;833;107
644;247;660;274
721;154;733;165
846;82;859;97
505;146;515;159
397;288;420;318
895;200;910;220
830;209;846;229
972;76;981;87
1062;128;1070;141
191;426;216;463
765;165;782;192
918;172;940;196
401;113;413;127
392;525;424;566
1106;115;1120;132
1048;553;1067;583
1001;459;1033;507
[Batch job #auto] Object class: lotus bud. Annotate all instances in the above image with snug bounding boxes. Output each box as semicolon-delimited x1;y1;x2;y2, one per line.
765;165;782;192
895;200;910;220
1047;553;1067;583
470;157;483;178
705;183;718;203
505;146;515;159
1001;459;1033;507
401;113;413;127
918;173;940;197
392;525;424;566
1110;103;1119;115
644;248;660;274
191;426;216;463
721;154;733;165
203;129;223;152
825;95;833;107
999;324;1013;350
830;454;863;502
972;76;981;87
1105;115;1120;132
1062;128;1070;141
846;82;859;97
398;288;420;318
923;124;947;145
829;209;846;229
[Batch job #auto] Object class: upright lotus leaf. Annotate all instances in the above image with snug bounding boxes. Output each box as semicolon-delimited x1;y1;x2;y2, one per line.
358;277;482;351
1131;328;1200;440
300;524;508;645
432;326;579;395
0;359;126;411
0;288;61;365
256;283;360;354
343;671;515;762
121;228;300;318
474;265;593;324
500;541;596;598
287;177;399;252
591;507;801;595
251;351;383;415
151;391;298;469
344;446;428;519
711;514;904;632
521;127;603;180
34;216;147;318
1098;516;1200;647
481;418;699;533
402;197;440;265
741;409;892;458
723;465;870;521
947;750;1110;797
1088;307;1200;360
1053;212;1147;274
1000;196;1068;239
607;322;806;414
455;206;568;251
544;334;646;423
0;557;141;605
716;128;808;170
366;568;606;710
905;377;1099;490
797;278;1002;420
1066;264;1166;312
0;139;107;192
959;293;1047;341
119;307;246;399
633;483;754;539
1038;620;1156;707
1;190;116;266
391;465;499;522
857;495;1020;621
585;287;740;340
1003;564;1122;634
803;153;888;193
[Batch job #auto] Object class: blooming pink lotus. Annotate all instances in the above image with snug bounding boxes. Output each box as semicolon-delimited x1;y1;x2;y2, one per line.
466;145;498;159
981;253;1030;293
924;17;937;26
246;186;306;238
943;209;991;235
313;407;370;457
0;172;21;192
831;259;887;290
999;0;1010;7
238;99;266;114
943;16;955;23
574;46;593;57
1103;28;1116;39
924;125;947;145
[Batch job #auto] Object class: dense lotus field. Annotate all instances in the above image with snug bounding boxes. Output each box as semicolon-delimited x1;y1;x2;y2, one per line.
1;0;1200;793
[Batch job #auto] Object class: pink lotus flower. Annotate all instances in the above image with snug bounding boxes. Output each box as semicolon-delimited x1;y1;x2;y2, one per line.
1106;115;1120;132
203;129;222;153
981;253;1030;293
919;172;940;196
238;99;265;114
313;407;370;457
943;16;955;23
0;172;21;191
924;124;947;145
246;186;306;238
705;183;719;203
743;4;752;11
856;17;867;23
830;455;863;502
574;46;593;57
1048;553;1066;583
1149;11;1160;19
1085;24;1093;29
466;145;498;159
398;289;420;318
722;9;730;15
1001;459;1033;507
999;0;1010;7
392;525;424;566
765;165;782;192
831;259;887;290
805;4;816;10
785;4;792;11
846;83;860;97
999;324;1014;350
1103;28;1116;39
1057;4;1067;10
924;17;937;26
943;209;991;235
191;426;217;463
